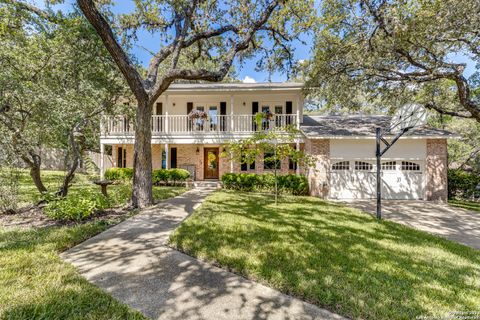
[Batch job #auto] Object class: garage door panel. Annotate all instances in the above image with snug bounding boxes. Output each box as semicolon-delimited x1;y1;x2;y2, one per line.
329;160;424;200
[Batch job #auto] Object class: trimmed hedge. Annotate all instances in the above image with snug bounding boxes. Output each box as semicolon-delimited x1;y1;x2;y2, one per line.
104;168;134;181
448;169;480;199
222;173;309;195
105;168;190;186
153;168;190;185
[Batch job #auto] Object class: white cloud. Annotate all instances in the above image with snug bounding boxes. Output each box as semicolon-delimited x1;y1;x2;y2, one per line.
242;76;257;83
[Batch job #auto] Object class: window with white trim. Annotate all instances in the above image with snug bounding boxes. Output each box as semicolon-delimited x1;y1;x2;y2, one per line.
355;161;373;171
332;161;350;170
401;161;420;171
381;161;396;171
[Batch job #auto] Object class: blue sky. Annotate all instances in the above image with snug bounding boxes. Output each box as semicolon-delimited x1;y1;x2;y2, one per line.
48;0;476;83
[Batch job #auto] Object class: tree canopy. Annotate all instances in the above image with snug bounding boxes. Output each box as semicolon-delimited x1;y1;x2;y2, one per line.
0;1;127;194
305;0;480;121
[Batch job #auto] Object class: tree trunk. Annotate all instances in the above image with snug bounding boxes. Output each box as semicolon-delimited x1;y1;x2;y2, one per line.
21;151;47;193
30;161;47;193
132;99;153;208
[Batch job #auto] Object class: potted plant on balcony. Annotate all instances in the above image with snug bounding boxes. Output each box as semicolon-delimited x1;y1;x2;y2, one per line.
188;109;208;130
255;111;275;131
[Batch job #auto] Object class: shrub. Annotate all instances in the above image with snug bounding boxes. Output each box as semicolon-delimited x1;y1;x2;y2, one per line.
104;168;134;181
169;168;190;185
44;190;111;221
152;168;190;185
152;169;171;185
221;173;309;195
448;169;480;199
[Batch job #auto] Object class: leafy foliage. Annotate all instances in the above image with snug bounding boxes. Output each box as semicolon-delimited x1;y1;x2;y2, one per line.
43;190;111;221
222;173;309;195
448;169;480;200
152;169;190;186
305;0;480;121
104;168;134;181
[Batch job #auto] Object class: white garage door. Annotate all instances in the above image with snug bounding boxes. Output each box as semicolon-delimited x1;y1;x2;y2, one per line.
329;160;424;200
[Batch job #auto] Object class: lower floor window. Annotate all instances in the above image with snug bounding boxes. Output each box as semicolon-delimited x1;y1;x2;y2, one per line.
264;151;281;170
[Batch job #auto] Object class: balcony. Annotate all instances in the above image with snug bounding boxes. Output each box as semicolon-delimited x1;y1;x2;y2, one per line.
101;114;299;136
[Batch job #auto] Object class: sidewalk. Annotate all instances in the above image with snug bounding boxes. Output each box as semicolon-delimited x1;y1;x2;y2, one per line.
62;187;345;320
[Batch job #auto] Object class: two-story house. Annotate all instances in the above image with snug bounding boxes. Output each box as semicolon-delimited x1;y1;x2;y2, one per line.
100;82;455;201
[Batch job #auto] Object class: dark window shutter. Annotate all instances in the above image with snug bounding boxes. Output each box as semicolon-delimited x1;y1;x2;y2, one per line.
117;147;124;168
241;163;247;171
250;161;255;170
220;102;227;115
156;102;163;115
252;102;259;114
286;101;293;114
187;102;193;114
170;147;177;168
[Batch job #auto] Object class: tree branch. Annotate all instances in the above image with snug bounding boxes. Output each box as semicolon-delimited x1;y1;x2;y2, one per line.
77;0;148;103
0;0;60;23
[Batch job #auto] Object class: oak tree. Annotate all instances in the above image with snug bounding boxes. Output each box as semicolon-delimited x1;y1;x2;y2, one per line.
305;0;480;121
76;0;314;207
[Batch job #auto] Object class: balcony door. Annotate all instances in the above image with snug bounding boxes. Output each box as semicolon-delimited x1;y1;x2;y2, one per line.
204;148;219;179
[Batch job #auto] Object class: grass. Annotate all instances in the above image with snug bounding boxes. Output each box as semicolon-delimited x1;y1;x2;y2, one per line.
14;170;186;207
0;222;147;319
169;190;480;320
0;170;187;319
449;199;480;213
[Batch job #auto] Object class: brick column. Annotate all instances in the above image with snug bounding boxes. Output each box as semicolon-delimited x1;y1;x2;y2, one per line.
305;139;330;198
426;139;448;201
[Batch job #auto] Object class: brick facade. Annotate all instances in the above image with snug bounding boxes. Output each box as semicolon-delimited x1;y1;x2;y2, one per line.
111;143;300;180
305;139;330;198
426;139;448;201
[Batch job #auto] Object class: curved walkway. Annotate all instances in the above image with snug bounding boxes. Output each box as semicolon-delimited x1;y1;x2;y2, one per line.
62;188;345;320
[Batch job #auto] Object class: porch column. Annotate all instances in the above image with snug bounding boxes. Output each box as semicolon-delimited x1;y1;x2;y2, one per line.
100;142;105;179
296;141;300;175
296;95;301;129
164;143;169;169
165;94;169;133
230;95;234;131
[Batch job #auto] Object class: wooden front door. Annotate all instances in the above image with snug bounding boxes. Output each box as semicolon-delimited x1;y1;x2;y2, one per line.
204;148;219;179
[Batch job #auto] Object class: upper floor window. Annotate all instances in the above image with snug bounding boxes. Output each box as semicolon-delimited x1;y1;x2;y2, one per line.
275;105;283;114
355;161;373;171
401;161;420;171
381;161;396;171
332;161;349;170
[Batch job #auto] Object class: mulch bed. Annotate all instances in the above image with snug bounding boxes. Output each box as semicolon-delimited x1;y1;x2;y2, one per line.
0;205;135;229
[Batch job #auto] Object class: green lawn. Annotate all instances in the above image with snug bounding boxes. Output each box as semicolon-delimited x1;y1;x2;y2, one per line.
0;222;146;319
449;199;480;213
0;170;187;319
169;190;480;320
15;170;186;207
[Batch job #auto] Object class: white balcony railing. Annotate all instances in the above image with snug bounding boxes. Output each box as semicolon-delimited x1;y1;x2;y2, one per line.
102;114;298;136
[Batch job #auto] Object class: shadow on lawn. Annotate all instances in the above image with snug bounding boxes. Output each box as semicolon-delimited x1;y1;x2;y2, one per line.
170;191;480;319
0;225;145;320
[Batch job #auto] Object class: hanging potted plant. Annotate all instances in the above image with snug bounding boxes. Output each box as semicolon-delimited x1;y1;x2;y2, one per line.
188;109;208;120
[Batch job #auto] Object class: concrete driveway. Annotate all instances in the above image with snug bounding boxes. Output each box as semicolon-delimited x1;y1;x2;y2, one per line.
346;200;480;250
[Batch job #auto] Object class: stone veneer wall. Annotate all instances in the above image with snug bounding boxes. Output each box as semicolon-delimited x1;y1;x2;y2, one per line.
305;139;330;198
425;139;448;201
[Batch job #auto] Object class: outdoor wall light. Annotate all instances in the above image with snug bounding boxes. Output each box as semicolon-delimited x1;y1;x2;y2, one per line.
243;102;246;106
172;102;176;106
196;147;200;155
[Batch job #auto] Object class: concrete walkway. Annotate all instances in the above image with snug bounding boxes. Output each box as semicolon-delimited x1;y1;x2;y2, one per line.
347;200;480;250
62;188;345;320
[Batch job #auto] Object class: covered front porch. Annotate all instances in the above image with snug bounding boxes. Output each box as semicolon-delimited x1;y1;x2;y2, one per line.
100;143;303;181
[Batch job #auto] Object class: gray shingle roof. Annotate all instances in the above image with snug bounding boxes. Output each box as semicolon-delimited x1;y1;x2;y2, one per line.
301;115;458;138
